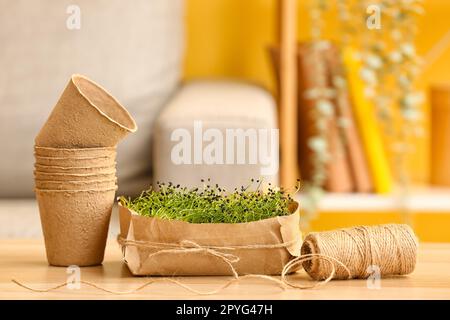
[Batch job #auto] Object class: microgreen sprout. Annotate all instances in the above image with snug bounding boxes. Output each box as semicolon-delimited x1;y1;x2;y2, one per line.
119;179;300;224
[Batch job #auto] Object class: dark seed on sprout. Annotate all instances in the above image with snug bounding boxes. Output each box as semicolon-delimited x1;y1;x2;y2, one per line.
121;180;296;223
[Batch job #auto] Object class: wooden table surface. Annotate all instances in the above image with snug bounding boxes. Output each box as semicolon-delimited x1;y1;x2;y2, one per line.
1;240;450;300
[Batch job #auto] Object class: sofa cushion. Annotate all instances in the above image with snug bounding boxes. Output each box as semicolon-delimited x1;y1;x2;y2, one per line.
0;0;184;197
153;81;279;191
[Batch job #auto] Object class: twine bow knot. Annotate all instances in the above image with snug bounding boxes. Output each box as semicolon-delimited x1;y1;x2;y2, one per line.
144;240;241;278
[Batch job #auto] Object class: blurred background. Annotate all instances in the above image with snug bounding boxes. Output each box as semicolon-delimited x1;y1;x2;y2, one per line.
1;0;449;241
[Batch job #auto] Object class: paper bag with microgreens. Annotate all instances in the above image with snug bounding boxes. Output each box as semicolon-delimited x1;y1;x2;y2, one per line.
118;201;301;276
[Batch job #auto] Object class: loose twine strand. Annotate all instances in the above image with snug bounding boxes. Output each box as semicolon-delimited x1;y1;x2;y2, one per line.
12;224;417;295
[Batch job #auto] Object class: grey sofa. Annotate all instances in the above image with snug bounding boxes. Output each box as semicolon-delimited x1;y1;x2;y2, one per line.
0;0;278;238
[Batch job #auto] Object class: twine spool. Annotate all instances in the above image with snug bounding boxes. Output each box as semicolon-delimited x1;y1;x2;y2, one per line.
301;224;418;280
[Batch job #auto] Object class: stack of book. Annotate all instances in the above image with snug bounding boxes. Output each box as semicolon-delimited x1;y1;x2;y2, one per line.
270;41;393;194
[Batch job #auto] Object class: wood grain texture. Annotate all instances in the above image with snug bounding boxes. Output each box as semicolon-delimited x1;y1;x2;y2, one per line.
278;0;299;188
1;240;449;299
430;85;450;187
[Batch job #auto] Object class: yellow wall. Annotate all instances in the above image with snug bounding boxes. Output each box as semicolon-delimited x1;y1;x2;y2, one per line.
184;0;277;91
184;0;450;240
184;0;450;92
184;0;450;184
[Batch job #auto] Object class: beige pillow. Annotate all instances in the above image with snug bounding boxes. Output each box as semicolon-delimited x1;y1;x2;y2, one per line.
153;81;279;191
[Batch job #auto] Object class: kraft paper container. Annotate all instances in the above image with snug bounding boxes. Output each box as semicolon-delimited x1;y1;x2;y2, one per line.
34;171;116;182
35;74;137;148
118;202;302;276
35;187;117;266
34;163;116;175
34;146;116;158
35;155;116;167
35;179;117;191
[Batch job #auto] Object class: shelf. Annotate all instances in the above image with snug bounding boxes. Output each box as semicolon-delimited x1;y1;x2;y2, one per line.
296;187;450;213
1;191;449;241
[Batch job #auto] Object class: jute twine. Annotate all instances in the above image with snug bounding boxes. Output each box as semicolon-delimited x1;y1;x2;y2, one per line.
300;224;419;280
12;223;418;295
